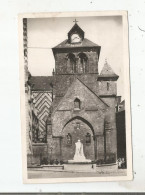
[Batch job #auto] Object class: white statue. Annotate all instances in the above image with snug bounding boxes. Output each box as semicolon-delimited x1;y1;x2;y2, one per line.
74;140;85;160
75;140;82;155
68;139;91;162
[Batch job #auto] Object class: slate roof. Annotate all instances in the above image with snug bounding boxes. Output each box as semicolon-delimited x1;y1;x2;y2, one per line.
68;23;84;36
29;76;53;91
99;61;119;78
53;38;100;49
77;78;109;107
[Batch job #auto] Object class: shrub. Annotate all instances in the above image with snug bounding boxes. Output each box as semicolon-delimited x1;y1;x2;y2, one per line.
60;160;64;165
105;153;116;164
50;159;54;165
96;159;104;165
54;159;59;165
41;157;48;165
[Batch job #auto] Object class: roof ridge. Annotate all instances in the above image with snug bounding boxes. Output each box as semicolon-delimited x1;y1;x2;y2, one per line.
76;77;109;107
53;38;100;49
68;23;84;34
51;76;109;115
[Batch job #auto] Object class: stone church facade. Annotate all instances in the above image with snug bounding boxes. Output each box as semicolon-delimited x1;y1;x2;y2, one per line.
28;22;119;165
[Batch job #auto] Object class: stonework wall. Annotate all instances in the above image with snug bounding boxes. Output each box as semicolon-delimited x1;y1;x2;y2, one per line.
97;135;105;160
101;97;117;108
52;79;108;137
105;109;117;161
49;78;117;161
54;48;99;74
32;144;48;165
50;137;61;160
99;81;117;96
54;73;99;98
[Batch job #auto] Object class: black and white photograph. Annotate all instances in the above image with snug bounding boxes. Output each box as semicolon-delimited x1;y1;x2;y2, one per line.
19;11;132;183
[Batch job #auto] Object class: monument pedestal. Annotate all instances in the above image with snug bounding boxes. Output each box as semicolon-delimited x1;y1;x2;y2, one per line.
68;139;91;163
64;163;96;172
68;158;91;163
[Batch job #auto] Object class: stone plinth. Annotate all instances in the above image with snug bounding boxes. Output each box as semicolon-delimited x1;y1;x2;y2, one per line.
68;158;91;163
64;164;96;172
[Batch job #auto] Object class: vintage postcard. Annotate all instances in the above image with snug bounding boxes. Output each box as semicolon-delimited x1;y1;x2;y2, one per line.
19;11;133;183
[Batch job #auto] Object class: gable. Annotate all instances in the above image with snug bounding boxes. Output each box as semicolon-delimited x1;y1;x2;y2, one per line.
53;78;108;114
68;23;84;42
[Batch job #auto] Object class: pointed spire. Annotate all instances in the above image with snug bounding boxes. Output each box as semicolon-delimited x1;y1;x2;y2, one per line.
98;59;119;80
100;59;118;76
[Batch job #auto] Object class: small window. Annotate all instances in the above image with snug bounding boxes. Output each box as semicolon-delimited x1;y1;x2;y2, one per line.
74;98;81;110
107;82;110;91
66;133;72;145
76;123;80;130
86;133;91;144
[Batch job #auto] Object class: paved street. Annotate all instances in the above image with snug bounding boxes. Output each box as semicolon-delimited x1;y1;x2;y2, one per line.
28;169;127;179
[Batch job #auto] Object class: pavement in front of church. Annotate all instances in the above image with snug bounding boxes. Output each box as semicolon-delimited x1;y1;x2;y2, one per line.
28;169;127;179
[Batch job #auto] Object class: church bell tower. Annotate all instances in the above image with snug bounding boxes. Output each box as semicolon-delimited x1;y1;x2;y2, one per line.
98;59;119;107
52;21;101;75
52;20;101;96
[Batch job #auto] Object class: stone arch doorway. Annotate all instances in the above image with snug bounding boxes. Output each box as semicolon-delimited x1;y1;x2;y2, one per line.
61;116;95;161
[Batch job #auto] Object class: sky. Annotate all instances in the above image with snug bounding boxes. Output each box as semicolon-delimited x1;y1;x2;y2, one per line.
27;16;124;98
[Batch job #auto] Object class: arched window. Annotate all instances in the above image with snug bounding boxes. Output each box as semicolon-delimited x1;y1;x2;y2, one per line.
74;98;81;110
78;53;88;73
66;53;76;73
76;122;80;130
66;133;72;145
86;133;91;144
